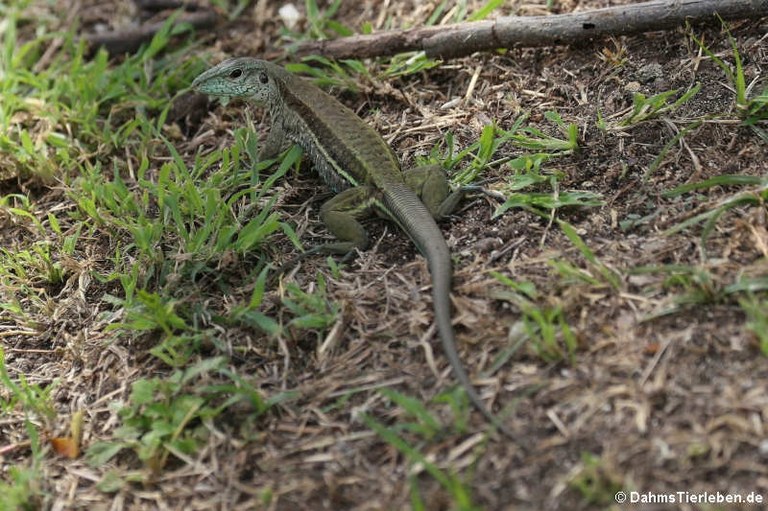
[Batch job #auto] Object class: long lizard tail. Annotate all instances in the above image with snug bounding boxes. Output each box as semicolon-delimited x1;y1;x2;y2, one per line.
382;182;513;438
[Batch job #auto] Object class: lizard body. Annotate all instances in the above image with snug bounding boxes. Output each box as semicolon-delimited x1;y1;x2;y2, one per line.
192;58;510;437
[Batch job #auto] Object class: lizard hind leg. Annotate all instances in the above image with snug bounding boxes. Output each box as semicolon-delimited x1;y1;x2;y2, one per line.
270;186;375;280
403;164;465;220
272;186;375;279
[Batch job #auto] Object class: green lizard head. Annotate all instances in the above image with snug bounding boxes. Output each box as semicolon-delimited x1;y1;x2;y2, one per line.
191;57;279;107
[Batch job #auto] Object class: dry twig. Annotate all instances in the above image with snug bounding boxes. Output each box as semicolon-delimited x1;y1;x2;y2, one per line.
294;0;768;60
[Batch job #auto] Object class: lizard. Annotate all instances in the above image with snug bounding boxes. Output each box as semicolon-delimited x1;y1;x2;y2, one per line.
191;57;511;438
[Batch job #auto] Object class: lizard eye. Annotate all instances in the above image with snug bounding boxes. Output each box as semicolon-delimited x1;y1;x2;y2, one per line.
229;68;242;79
258;72;268;84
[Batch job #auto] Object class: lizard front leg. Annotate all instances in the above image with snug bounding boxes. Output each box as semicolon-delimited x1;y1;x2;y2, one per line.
259;121;292;161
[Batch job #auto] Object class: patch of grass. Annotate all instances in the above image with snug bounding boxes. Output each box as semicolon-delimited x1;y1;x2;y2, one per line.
643;119;703;180
281;272;340;337
422;114;586;212
632;265;722;321
429;0;505;25
378;388;446;438
662;174;767;244
522;302;578;364
209;0;251;22
0;348;52;510
70;137;304;362
0;462;45;511
0;194;45;233
0;240;67;332
425;120;522;183
493;169;603;219
689;21;768;139
362;390;484;511
0;240;64;289
568;452;625;507
466;0;505;22
630;264;768;321
1;10;201;183
491;153;602;219
285;56;369;91
381;51;442;79
491;273;578;363
288;51;443;90
740;295;768;355
509;111;579;153
557;220;622;291
86;357;276;476
690;21;763;118
304;0;352;40
491;221;622;363
0;348;57;428
278;0;501;94
73;130;291;270
743;87;768;141
3;5;335;489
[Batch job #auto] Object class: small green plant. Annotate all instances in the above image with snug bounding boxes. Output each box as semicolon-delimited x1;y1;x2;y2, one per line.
644;120;703;180
435;114;596;222
426;121;523;184
740;295;768;355
228;266;281;335
690;21;763;118
286;56;368;91
361;391;483;511
569;452;625;506
428;0;504;25
618;83;701;127
288;52;440;87
209;0;251;21
662;174;768;244
633;265;721;320
630;265;768;321
743;87;768;140
466;0;505;22
509;111;579;152
689;20;768;139
87;357;272;475
381;51;442;79
491;273;578;363
557;221;622;291
424;113;581;196
522;302;578;363
0;348;57;427
0;348;51;510
0;242;65;290
0;463;45;511
378;388;446;438
278;0;352;43
281;273;340;336
491;155;603;219
304;0;353;39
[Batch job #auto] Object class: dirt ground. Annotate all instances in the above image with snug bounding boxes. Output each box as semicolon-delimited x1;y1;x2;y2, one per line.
2;0;768;510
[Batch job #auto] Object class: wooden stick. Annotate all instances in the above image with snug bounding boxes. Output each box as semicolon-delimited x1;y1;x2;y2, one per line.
83;10;219;56
294;0;768;60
